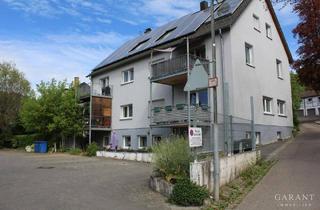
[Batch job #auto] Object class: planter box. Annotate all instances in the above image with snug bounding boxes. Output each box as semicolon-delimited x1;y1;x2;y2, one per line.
96;151;153;162
149;176;173;198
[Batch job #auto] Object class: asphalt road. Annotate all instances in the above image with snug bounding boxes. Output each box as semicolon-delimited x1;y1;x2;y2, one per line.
237;122;320;210
0;151;170;210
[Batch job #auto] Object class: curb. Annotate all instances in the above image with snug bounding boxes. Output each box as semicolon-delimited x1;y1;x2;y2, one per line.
265;138;293;161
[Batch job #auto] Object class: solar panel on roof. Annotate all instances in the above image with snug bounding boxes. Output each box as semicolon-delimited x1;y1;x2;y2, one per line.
92;0;243;72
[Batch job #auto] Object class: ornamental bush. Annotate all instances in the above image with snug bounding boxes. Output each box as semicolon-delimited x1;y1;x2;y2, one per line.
152;136;193;182
69;148;82;155
11;134;40;148
170;178;209;206
86;142;99;157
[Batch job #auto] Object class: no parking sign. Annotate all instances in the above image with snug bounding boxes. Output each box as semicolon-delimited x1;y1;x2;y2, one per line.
189;127;202;148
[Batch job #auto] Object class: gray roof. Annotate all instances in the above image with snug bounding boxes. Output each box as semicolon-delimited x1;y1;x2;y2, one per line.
92;0;243;72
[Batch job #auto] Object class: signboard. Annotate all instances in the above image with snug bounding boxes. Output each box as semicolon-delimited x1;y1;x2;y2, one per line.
189;127;203;148
208;77;218;88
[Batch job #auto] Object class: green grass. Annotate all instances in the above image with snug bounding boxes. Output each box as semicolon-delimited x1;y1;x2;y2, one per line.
205;160;276;210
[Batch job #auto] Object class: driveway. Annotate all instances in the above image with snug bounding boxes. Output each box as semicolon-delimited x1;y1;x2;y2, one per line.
0;151;170;210
237;122;320;210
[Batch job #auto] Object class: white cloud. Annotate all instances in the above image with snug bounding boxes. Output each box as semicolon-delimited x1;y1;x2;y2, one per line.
273;2;299;27
0;32;131;88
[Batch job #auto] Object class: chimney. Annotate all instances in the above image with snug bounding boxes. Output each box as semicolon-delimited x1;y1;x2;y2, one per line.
200;1;208;11
144;28;152;34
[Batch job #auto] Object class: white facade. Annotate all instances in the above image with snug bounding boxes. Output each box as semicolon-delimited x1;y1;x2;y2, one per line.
90;0;293;149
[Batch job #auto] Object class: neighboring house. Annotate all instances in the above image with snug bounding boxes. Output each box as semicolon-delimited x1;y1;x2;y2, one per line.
298;90;320;121
87;0;293;151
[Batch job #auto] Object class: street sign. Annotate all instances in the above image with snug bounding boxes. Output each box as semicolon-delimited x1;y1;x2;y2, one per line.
208;77;218;88
189;127;203;147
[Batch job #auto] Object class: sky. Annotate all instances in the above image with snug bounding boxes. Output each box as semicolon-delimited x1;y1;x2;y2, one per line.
0;0;299;88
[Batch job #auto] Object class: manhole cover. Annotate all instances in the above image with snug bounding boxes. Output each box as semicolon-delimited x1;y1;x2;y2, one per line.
37;166;55;169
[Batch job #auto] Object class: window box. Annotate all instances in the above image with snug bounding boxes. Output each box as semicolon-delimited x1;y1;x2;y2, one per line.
165;105;172;112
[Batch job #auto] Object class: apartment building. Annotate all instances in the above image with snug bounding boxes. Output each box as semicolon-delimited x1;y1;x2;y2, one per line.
87;0;293;151
298;90;320;121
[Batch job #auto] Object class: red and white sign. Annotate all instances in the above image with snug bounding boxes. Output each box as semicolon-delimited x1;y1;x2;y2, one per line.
189;127;202;148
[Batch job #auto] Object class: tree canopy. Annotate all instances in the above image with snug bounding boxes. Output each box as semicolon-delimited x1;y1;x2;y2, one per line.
290;72;304;129
20;79;84;143
0;62;31;141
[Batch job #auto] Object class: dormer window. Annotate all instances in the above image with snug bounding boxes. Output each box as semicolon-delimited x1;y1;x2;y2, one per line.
130;39;149;52
156;27;176;42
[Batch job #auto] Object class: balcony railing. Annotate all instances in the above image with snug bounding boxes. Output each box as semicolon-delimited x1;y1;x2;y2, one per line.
92;86;113;97
151;54;209;81
152;104;210;126
91;116;111;129
300;101;320;109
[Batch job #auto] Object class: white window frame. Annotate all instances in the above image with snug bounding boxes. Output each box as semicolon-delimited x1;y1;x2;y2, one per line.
138;136;148;149
277;100;286;116
121;104;133;119
123;136;131;149
276;59;283;79
122;68;134;84
266;23;272;39
253;14;260;31
245;43;254;67
263;96;273;114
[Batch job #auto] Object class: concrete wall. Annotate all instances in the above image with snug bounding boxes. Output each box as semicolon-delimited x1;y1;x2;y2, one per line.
190;151;258;192
96;151;153;162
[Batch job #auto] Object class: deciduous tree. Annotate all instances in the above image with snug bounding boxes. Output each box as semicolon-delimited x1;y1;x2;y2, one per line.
0;62;31;147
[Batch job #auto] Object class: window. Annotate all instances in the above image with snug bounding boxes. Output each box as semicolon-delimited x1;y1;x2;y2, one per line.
130;39;150;52
190;90;208;106
263;97;273;114
138;136;148;148
122;69;134;84
123;136;131;149
253;14;260;31
277;100;286;116
103;136;110;147
266;23;272;39
152;136;162;145
156;27;176;42
245;131;252;139
121;104;133;119
245;43;254;66
277;132;282;140
255;132;261;145
276;59;283;79
101;77;109;87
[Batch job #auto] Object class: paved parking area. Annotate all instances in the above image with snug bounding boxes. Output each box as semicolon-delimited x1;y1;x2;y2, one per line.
0;151;170;210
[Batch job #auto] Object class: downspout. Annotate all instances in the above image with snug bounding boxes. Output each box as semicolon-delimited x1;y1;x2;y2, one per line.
149;50;154;145
89;77;92;144
219;29;229;155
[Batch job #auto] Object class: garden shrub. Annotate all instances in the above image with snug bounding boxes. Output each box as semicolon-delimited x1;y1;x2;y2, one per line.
170;178;209;206
11;134;40;148
86;142;99;157
69;148;82;155
152;136;193;182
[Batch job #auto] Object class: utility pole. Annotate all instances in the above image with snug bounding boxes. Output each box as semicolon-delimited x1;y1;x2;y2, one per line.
210;0;220;201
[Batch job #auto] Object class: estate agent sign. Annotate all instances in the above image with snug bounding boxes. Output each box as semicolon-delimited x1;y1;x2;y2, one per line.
189;127;203;147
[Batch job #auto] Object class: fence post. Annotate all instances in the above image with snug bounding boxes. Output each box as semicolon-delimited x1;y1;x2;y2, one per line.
250;96;256;151
229;115;233;154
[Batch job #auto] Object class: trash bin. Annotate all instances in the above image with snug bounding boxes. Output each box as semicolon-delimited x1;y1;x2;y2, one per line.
34;141;47;153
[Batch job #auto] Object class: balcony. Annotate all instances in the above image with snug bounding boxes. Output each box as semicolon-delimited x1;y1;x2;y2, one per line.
91;116;111;130
152;104;210;126
151;54;209;85
92;86;113;98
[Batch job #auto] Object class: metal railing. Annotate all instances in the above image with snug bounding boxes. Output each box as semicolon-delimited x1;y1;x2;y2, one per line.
151;54;209;81
152;104;210;126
